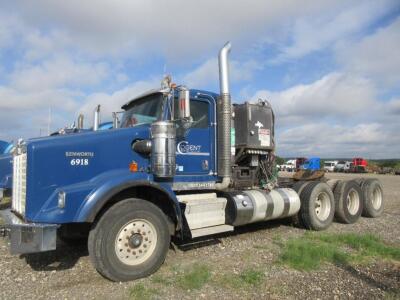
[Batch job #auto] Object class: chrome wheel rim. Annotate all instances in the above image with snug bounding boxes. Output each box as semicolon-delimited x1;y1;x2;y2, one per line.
347;189;360;215
115;219;158;266
315;192;331;221
372;187;383;210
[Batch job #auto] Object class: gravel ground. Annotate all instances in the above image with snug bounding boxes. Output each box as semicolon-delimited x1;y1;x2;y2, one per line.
0;173;399;299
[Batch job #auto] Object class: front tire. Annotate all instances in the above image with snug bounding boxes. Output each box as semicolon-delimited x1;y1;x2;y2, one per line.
88;199;170;282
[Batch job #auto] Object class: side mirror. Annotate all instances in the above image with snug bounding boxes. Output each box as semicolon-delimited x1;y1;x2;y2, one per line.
176;87;192;137
178;87;190;119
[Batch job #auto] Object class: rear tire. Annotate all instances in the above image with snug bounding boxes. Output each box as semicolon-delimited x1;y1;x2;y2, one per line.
88;198;170;282
333;180;363;224
291;181;309;227
299;182;335;230
361;179;384;218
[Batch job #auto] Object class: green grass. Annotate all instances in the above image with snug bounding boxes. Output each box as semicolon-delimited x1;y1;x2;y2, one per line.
218;268;264;290
129;283;158;300
239;269;264;286
384;291;400;300
278;233;400;271
176;264;211;290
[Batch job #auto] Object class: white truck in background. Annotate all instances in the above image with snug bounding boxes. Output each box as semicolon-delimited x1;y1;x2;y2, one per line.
323;161;338;172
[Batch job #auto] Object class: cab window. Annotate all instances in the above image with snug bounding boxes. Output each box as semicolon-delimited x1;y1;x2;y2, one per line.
175;99;209;128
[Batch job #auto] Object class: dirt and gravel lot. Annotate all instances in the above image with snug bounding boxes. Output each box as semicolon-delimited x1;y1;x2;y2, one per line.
0;173;399;300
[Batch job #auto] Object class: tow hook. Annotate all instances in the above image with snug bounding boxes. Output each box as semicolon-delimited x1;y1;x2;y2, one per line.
0;226;10;237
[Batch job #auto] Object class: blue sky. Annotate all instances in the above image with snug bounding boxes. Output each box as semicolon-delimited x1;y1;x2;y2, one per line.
0;0;399;158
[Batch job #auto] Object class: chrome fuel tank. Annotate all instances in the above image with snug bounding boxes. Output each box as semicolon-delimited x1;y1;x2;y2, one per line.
224;188;300;226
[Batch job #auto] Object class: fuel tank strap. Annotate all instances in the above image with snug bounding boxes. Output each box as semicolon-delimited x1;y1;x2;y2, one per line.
276;189;290;217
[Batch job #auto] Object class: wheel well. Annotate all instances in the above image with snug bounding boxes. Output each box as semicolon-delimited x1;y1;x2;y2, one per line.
94;186;179;235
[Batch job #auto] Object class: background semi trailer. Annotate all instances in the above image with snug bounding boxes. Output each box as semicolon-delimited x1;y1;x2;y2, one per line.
0;43;384;282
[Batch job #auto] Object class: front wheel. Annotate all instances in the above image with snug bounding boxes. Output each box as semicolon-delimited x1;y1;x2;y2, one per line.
88;199;171;282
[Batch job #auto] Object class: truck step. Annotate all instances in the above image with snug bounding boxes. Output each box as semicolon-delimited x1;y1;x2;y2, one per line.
190;225;234;238
177;193;228;230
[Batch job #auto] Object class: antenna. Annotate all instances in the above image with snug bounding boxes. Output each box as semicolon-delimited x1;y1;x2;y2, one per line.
47;107;52;136
163;63;167;76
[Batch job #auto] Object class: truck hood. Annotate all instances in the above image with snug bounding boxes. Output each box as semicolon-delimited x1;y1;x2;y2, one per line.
22;124;151;220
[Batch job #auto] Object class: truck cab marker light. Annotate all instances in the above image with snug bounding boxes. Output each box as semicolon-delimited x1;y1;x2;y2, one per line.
129;161;138;172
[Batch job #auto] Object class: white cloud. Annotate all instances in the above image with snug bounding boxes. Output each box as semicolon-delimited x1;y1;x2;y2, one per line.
77;80;158;126
0;87;79;140
9;56;109;91
252;72;376;125
336;16;400;88
277;122;398;158
273;0;397;62
2;0;369;61
250;72;400;158
181;58;262;91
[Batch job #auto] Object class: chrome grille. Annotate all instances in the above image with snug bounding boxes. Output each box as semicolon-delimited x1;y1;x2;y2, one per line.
12;153;27;216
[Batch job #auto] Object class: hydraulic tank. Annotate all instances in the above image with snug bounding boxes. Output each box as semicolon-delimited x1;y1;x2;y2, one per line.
224;188;300;226
151;121;176;178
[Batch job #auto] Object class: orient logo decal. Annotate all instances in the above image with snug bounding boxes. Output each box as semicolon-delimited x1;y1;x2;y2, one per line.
176;141;209;156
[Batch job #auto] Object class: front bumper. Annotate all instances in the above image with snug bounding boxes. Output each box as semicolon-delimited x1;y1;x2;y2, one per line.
0;209;59;254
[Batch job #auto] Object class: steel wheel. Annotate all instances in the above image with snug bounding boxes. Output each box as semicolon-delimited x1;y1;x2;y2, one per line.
115;219;158;266
371;187;383;210
88;199;171;282
315;192;331;222
347;189;360;215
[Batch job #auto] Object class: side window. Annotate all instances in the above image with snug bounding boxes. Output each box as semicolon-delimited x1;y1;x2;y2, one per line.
174;99;209;128
190;101;209;128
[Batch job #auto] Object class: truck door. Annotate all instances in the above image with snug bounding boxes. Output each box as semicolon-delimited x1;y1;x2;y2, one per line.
175;97;214;175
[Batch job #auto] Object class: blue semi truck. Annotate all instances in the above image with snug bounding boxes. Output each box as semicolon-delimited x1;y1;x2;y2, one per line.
0;142;13;200
0;43;384;282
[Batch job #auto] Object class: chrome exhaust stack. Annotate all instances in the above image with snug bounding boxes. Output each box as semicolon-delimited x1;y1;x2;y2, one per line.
77;113;84;130
93;105;100;131
215;42;232;190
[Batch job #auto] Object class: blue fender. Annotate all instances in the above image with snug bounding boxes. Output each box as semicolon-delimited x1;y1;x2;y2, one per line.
74;170;183;230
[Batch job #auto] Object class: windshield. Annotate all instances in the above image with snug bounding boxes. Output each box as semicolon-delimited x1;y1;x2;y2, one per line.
120;94;163;128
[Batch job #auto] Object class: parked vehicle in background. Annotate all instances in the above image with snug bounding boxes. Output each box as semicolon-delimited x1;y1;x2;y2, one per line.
283;160;296;172
0;144;13;201
334;161;346;172
0;141;10;154
301;157;320;170
379;167;394;175
323;161;338;172
352;157;368;173
295;157;307;171
334;161;352;172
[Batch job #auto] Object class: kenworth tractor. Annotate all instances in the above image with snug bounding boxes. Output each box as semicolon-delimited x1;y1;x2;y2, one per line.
0;43;384;282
